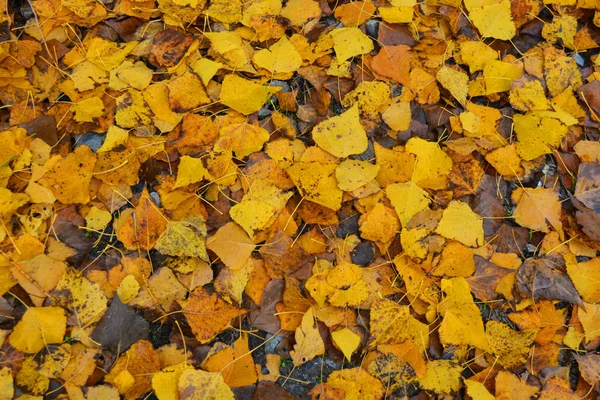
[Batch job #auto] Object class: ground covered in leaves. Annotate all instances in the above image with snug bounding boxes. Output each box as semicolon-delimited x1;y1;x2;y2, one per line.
1;0;600;398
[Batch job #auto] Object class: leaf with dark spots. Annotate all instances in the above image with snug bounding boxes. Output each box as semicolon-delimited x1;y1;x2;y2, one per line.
350;241;374;266
91;295;149;353
575;162;600;214
516;257;583;306
150;29;194;68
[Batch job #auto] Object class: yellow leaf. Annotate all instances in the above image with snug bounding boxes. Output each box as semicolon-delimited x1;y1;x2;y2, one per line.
204;0;242;24
85;37;137;71
486;320;536;368
85;206;112;231
330;27;374;62
465;379;494;400
130;267;187;310
331;328;360;361
116;274;140;303
287;162;342;210
115;89;152;129
335;159;379;191
291;308;325;366
207;222;255;270
216;122;270;159
73;97;104;122
483;60;522;94
511;187;562;232
370;298;430;351
192;58;223;85
326;367;385;400
253;36;303;75
9;307;66;353
178;369;235;400
312;104;368;158
514;111;576;160
484;144;524;177
230;179;293;237
305;261;370;307
174;156;208;188
109;60;153;91
342;80;391;119
38;145;96;204
98;126;129;153
567;258;600;303
382;101;411;131
459;41;497;73
386;181;430;226
406;137;452;190
214;258;254;304
219;75;280;115
436;66;468;106
400;227;430;260
280;0;321;28
52;267;108;325
359;203;400;251
468;0;516;40
438;277;490;351
0;367;13;400
168;71;211;112
435;200;484;247
152;363;193;400
509;80;551;112
432;241;476;277
419;360;463;394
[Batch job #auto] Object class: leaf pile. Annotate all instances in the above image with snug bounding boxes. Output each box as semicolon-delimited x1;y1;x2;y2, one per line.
0;0;600;398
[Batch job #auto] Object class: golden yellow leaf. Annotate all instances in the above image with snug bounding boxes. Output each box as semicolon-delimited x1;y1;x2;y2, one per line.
511;187;562;232
154;216;208;260
280;0;321;29
219;75;280;115
436;66;468;106
326;367;385;400
206;222;255;270
464;379;494;400
467;0;516;40
486;320;536;369
335;159;379;191
110;60;153;91
459;41;497;73
331;328;360;361
168;71;211;112
406;137;452;190
567;258;600;303
358;203;400;251
252;36;303;75
370;298;430;351
312;104;367;158
483;60;522;94
435;200;484;247
514;111;576;160
177;368;235;400
174;156;207;189
438;277;490;351
291;308;325;366
330;27;373;62
432;241;476;277
85;37;137;71
419;360;463;394
0;367;13;400
382;101;411;131
73;97;104;122
386;181;430;226
152;363;193;400
38;145;96;204
287;162;342;210
9;306;66;353
130;267;186;310
52;267;107;325
216;122;270;159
